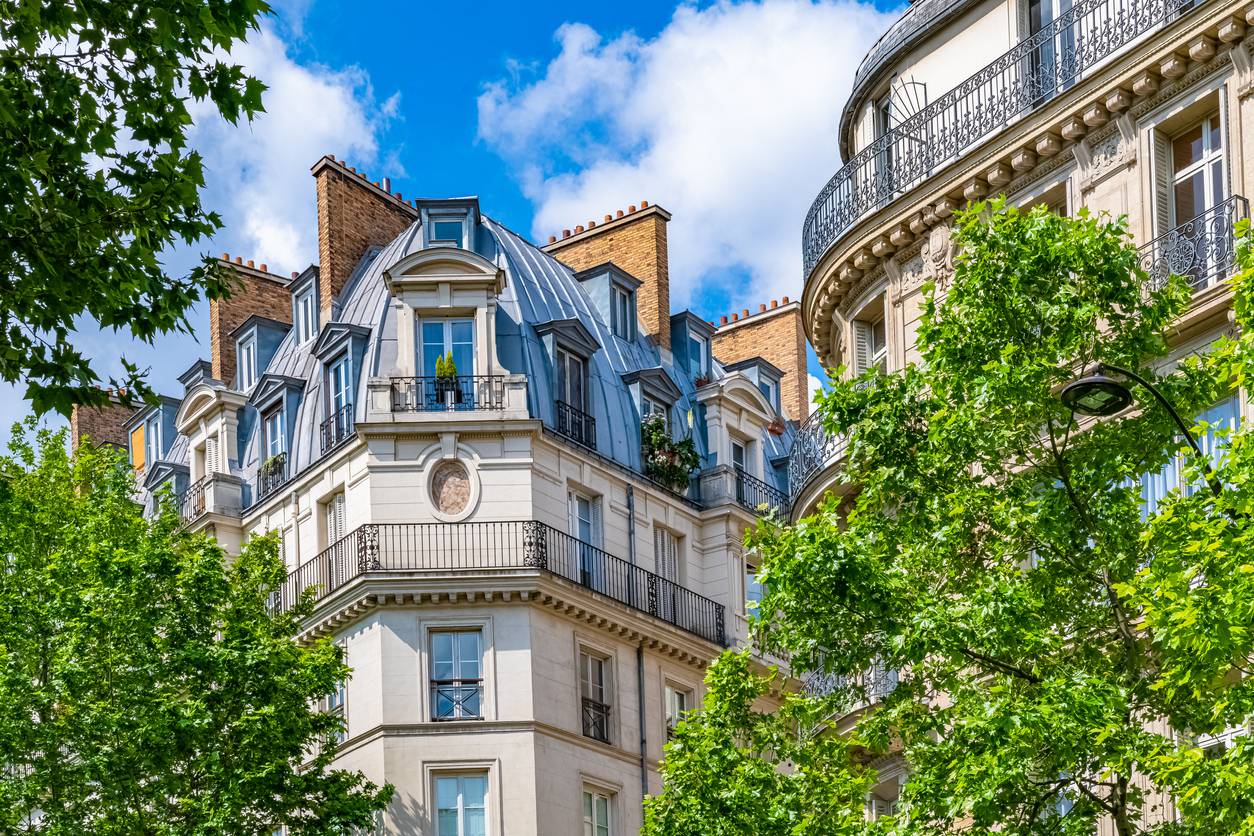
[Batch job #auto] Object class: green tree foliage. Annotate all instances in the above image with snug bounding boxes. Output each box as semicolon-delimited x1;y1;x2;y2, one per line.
0;425;392;833
650;202;1254;835
0;0;271;415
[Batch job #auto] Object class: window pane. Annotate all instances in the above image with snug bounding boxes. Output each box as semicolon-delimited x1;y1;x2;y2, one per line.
570;358;584;409
1174;171;1205;223
463;776;487;808
458;632;481;678
423;322;445;378
1209;116;1222;153
1173;124;1204;171
432;633;454;680
451;320;474;376
433;220;462;243
1212;159;1225;206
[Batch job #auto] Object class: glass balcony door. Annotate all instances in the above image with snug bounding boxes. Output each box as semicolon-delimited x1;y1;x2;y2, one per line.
420;318;475;409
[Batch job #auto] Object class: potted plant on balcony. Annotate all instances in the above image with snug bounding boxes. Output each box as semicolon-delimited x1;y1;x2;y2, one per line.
640;412;700;493
258;451;286;493
434;352;462;406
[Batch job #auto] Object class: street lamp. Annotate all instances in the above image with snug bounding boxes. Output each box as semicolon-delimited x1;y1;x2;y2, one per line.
1060;362;1224;501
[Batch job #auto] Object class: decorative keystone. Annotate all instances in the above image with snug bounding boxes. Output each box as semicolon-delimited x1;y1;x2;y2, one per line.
1132;70;1160;97
985;162;1012;188
1011;147;1037;172
1160;53;1188;79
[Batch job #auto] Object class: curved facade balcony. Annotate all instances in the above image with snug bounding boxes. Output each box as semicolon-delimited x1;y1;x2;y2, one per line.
803;0;1208;281
787;409;850;518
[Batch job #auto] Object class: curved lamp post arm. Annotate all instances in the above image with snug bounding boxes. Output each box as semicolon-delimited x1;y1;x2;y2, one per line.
1097;362;1225;501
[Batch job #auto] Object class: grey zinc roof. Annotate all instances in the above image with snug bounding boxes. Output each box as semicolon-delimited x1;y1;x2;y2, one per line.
215;211;791;502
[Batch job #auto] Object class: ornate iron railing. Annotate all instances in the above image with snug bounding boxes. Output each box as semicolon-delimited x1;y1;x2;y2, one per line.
270;520;727;645
581;697;611;743
431;679;483;720
802;0;1207;277
178;475;211;522
735;467;791;517
788;410;849;502
1140;195;1248;293
803;660;900;709
555;400;597;449
256;453;290;502
320;403;355;454
390;376;506;412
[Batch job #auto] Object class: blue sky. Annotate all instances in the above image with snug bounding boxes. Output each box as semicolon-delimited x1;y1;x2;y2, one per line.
4;0;905;440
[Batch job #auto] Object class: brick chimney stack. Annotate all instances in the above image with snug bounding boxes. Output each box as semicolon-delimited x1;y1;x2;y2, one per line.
311;155;417;320
711;297;809;421
543;201;672;350
70;389;137;453
209;256;295;386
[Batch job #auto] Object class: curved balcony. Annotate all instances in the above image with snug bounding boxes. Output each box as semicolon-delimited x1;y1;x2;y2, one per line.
803;0;1207;280
787;410;849;515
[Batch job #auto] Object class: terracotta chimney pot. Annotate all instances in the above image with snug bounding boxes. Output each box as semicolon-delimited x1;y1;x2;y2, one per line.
247;259;254;269
604;214;612;222
291;271;299;279
616;209;624;219
732;313;739;321
260;263;268;272
221;252;229;260
563;229;571;238
771;299;778;308
235;256;242;264
759;303;767;312
742;308;750;318
548;235;557;244
575;225;585;233
782;296;790;303
641;200;649;208
720;316;728;325
588;220;596;228
628;205;637;213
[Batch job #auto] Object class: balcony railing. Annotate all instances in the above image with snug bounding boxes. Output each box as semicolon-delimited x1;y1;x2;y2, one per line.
270;520;727;645
256;453;290;502
431;679;483;720
788;410;849;502
320;403;355;454
802;0;1207;277
582;697;611;743
555;400;597;449
390;376;507;412
178;475;210;522
1140;195;1248;293
735;466;791;517
803;661;900;709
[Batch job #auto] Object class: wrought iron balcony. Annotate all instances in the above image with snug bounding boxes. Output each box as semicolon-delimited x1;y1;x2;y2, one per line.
787;410;849;503
802;0;1207;278
581;696;611;743
431;679;483;721
270;520;727;646
734;467;791;518
390;375;507;412
1140;195;1248;293
320;403;355;454
178;475;210;522
256;453;290;502
555;400;596;449
803;660;900;709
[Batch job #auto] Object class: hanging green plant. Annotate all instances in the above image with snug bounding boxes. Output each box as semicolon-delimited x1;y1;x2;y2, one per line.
640;412;700;492
259;452;286;480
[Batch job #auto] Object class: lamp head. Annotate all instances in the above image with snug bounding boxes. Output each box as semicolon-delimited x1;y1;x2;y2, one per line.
1059;366;1134;417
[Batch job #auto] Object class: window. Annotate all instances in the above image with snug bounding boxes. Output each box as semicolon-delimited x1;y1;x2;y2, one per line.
130;423;146;471
328;353;351;414
687;333;707;378
1170;113;1225;227
144;414;160;468
556;348;587;411
431;630;483;720
435;774;487;836
731;440;747;472
1028;0;1075;103
421;319;475;378
263;407;285;460
642;396;669;431
582;789;612;836
579;651;611;742
853;296;888;375
325;491;346;546
758;378;780;412
1141;396;1239;516
874;91;893;170
745;563;765;612
238;335;258;390
665;685;692;738
611;286;634;340
322;640;347;747
569;491;603;590
654;527;680;621
294;286;317;344
430;218;464;247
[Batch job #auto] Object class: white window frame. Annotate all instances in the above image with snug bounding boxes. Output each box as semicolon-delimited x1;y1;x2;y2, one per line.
556;347;588;411
745;561;765;613
433;772;489;836
144;414;160;467
730;438;747;472
582;787;614;836
328;352;352;414
263;407;285;460
430;629;484;721
642;395;670;432
294;285;317;344
579;648;612;743
237;334;258;390
428;215;467;248
664;683;693;738
325;490;347;547
758;377;780;412
1169;111;1226;227
419;317;476;378
687;332;708;378
611;286;635;340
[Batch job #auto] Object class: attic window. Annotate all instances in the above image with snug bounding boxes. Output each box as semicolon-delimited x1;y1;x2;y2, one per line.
687;332;708;378
237;334;258;390
612;286;635;340
294;285;317;343
759;378;779;412
429;216;465;248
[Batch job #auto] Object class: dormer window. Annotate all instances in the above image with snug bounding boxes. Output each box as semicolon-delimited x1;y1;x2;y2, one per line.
759;378;779;412
556;347;587;411
294;285;317;343
430;217;465;247
263;407;285;460
144;413;160;468
612;286;635;340
237;334;258;390
643;395;669;432
687;332;708;378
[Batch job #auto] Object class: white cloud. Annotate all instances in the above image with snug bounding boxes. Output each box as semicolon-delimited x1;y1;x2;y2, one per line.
187;25;398;273
478;0;897;310
808;372;825;413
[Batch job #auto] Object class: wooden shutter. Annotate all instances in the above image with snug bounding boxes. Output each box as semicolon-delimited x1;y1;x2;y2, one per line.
654;527;678;581
328;492;346;544
590;497;603;548
1152;128;1173;236
853;321;873;374
205;435;219;475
